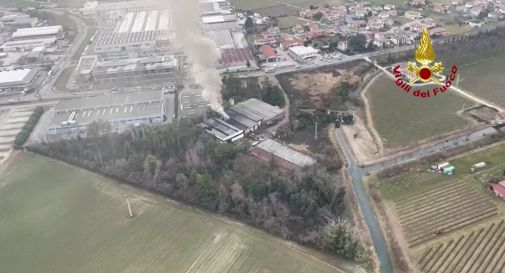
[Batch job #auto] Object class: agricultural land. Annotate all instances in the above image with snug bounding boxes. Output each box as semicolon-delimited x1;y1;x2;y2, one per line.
364;73;475;149
377;141;505;273
457;52;505;107
0;153;364;273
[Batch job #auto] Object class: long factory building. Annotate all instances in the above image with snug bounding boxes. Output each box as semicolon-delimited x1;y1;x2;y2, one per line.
201;98;285;143
75;54;182;88
47;90;165;138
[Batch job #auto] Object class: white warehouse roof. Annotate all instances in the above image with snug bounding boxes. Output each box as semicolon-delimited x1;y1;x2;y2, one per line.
0;69;36;85
256;139;316;167
289;46;318;56
12;25;62;39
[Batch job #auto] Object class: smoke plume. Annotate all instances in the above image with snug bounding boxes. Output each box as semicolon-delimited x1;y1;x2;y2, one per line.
164;0;228;118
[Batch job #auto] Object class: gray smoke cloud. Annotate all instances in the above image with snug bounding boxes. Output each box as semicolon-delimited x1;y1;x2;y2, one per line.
163;0;228;118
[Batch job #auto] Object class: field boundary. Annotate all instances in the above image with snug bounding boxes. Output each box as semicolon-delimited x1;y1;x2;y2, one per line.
361;71;384;157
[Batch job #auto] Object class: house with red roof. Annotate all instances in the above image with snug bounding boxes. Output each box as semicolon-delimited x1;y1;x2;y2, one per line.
489;181;505;199
260;44;277;63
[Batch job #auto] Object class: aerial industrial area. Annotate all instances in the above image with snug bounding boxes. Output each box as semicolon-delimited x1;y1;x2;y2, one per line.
0;0;505;272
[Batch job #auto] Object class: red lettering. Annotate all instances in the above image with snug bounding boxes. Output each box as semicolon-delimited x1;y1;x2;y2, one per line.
451;65;458;74
393;65;401;75
432;88;439;96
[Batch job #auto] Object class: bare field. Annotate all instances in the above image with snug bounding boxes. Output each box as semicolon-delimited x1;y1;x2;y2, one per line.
0;153;360;273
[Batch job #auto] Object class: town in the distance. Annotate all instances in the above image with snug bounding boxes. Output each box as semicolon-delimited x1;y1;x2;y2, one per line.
0;0;504;273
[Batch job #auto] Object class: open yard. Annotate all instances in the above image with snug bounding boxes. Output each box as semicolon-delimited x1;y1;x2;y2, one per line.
379;142;505;272
365;73;474;148
0;153;361;273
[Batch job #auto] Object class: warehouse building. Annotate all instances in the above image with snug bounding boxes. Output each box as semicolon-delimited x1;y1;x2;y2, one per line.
0;69;38;94
201;118;244;143
0;14;38;28
251;139;315;171
217;48;255;72
47;90;165;138
180;88;208;119
201;98;285;142
288;46;319;63
12;25;64;40
1;37;56;52
75;54;181;88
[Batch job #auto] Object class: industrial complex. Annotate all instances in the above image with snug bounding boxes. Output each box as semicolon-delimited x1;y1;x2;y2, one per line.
201;98;284;142
47;90;165;138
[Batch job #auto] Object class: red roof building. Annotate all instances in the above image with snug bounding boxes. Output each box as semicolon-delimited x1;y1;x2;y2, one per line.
260;44;277;62
218;48;254;71
490;181;505;199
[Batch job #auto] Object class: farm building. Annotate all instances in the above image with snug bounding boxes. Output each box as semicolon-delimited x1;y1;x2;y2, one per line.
489;181;505;199
288;46;318;63
47;90;165;138
202;98;285;142
12;26;64;40
251;139;316;171
0;69;38;94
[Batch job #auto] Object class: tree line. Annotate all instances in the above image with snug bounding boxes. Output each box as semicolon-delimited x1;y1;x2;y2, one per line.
30;120;366;262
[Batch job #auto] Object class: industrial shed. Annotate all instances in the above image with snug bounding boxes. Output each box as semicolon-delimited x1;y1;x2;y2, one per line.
201;98;285;142
47;90;165;138
0;69;38;94
12;25;63;40
251;139;316;171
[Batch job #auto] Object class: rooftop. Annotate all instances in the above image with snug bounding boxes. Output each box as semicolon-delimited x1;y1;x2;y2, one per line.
12;25;62;39
260;44;276;59
55;90;163;112
218;48;254;66
255;139;316;167
289;46;318;55
0;69;37;85
229;98;284;122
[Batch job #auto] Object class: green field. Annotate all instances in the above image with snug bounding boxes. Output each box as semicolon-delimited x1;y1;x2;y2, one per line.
365;74;473;148
458;53;505;107
0;153;360;273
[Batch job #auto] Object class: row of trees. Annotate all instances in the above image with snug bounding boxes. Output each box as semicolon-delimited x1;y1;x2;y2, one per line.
30;120;365;262
14;106;44;149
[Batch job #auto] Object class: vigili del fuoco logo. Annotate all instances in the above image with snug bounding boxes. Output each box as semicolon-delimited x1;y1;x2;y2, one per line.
392;27;458;98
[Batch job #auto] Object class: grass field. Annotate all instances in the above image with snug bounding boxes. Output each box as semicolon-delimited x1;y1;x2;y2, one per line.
230;0;344;11
379;142;505;272
457;52;505;107
365;74;473;148
0;153;361;273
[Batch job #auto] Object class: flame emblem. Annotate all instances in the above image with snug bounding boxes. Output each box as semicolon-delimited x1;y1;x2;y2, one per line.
407;28;443;84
